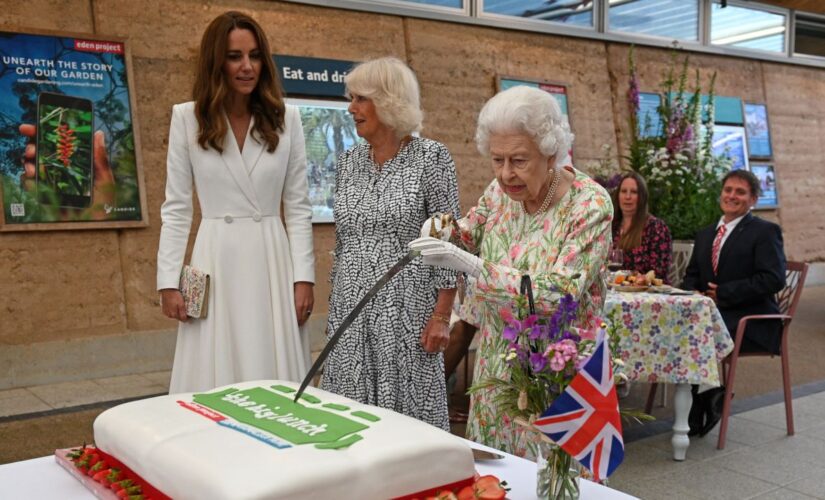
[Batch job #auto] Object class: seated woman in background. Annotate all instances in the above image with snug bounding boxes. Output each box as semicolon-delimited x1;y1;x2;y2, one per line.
611;172;672;283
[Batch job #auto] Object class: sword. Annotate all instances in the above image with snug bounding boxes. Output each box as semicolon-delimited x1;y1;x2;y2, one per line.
293;250;419;402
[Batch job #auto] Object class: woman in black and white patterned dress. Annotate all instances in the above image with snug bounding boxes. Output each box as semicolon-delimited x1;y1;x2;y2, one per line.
321;57;459;430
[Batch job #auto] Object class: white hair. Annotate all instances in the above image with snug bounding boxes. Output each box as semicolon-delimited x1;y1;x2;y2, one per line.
345;57;423;138
475;85;574;159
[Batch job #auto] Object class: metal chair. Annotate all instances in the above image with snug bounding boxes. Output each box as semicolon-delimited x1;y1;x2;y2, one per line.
668;241;695;288
717;261;809;449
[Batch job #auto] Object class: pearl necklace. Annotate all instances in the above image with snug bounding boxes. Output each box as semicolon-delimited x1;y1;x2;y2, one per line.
522;168;560;216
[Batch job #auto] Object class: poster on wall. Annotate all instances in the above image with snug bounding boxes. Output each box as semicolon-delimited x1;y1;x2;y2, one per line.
497;76;569;123
288;98;359;223
744;103;773;159
710;125;749;171
0;30;146;231
750;164;779;209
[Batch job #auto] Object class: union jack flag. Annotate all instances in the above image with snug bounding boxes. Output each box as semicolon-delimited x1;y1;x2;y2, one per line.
533;330;624;481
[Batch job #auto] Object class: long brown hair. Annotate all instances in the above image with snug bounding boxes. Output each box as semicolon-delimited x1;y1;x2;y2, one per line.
192;11;285;153
612;171;650;250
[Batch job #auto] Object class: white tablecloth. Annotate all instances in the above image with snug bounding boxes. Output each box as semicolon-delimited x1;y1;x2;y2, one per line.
0;443;636;499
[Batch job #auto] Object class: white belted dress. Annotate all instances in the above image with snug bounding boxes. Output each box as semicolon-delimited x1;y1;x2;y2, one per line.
157;102;315;394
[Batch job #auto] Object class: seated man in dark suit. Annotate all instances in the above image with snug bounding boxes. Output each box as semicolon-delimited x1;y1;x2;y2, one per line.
682;169;787;435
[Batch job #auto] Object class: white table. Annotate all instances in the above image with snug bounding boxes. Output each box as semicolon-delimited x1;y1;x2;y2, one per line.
1;444;637;500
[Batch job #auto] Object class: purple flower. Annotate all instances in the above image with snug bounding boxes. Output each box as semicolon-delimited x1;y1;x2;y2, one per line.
530;352;547;373
529;323;549;341
502;325;519;341
628;71;640;117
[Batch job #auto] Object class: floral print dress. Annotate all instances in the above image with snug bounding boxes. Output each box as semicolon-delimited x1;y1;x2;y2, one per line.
612;215;673;283
457;167;613;459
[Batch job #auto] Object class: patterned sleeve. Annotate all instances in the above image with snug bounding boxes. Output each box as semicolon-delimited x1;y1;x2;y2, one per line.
455;180;499;254
644;216;673;284
423;141;461;289
475;184;613;312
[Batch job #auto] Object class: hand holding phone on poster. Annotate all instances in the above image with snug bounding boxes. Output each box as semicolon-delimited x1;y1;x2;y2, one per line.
19;122;115;220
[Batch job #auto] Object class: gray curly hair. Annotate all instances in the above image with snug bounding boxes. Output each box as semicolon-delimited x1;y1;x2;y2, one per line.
475;85;574;160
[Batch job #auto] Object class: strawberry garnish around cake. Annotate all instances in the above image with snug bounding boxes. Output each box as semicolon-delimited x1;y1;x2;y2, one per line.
414;474;508;500
110;479;134;491
115;484;142;498
472;475;508;500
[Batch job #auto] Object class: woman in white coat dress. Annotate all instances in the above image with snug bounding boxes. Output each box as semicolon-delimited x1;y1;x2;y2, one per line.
157;11;315;394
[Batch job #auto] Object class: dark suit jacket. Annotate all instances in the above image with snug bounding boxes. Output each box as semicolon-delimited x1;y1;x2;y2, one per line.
683;212;787;353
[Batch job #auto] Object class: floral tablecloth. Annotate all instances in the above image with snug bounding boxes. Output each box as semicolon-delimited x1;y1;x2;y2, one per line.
605;290;734;386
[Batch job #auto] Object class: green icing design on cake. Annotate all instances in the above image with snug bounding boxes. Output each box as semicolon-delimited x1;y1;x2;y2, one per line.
351;411;381;422
193;387;369;448
322;403;350;411
315;434;363;449
269;385;296;393
299;394;321;404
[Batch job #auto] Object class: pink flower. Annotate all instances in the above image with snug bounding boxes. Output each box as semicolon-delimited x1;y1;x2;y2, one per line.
509;244;522;261
550;352;566;372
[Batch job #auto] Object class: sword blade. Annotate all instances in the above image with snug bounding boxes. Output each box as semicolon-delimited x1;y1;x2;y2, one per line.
293;250;418;402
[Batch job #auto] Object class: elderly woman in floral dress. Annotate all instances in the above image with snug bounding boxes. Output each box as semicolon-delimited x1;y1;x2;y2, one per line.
410;86;613;459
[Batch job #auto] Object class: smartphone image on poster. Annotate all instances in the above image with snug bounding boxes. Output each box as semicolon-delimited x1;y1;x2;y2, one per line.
35;92;94;208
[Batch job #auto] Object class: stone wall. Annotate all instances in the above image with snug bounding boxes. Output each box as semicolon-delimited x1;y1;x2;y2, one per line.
1;0;823;387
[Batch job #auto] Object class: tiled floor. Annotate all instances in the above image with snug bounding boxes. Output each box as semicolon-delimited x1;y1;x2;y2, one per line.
610;389;825;500
0;372;169;418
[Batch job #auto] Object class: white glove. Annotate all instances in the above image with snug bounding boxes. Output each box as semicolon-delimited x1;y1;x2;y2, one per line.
419;214;455;241
409;237;483;278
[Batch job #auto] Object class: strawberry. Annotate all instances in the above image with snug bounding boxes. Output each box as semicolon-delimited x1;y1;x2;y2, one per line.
67;446;89;461
93;468;112;482
116;485;142;498
474;475;507;500
87;460;107;477
86;453;102;467
111;479;134;491
105;468;123;485
457;486;476;500
436;492;458;500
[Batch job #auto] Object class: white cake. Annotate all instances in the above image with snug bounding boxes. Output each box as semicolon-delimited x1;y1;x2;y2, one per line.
92;380;475;499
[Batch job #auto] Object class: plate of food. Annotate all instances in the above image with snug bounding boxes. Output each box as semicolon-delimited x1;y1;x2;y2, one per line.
611;270;662;292
610;284;649;293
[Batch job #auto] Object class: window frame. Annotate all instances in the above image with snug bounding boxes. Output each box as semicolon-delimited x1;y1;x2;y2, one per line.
475;0;600;34
282;0;825;70
792;10;825;61
708;0;790;56
604;0;705;47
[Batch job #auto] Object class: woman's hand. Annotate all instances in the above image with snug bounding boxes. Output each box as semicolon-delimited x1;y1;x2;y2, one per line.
420;317;450;353
294;281;315;326
160;289;188;322
409;237;483;277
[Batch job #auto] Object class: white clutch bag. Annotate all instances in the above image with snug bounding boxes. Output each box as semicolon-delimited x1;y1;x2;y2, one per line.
179;265;210;319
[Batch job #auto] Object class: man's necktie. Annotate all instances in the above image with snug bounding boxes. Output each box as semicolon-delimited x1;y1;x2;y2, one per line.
712;224;727;275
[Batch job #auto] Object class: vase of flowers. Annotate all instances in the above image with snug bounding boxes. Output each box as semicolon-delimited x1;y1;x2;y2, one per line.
625;47;732;240
469;290;596;499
